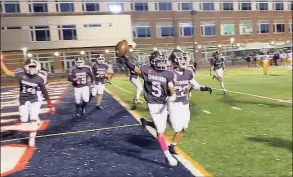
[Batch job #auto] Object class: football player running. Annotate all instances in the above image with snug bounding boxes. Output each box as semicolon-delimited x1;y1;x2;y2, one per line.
90;54;109;109
210;50;227;94
168;49;212;154
68;57;95;117
0;57;55;147
36;67;49;124
117;41;178;166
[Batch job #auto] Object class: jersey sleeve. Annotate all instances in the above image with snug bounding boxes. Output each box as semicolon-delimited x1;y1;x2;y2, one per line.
139;65;148;81
167;71;175;88
13;68;25;79
67;67;75;77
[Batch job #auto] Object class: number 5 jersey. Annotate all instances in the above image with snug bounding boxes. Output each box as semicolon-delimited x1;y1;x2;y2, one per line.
139;65;175;104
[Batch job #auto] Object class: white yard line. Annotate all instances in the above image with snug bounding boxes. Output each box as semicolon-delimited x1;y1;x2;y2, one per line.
231;107;242;111
213;88;292;104
113;85;145;103
202;110;211;114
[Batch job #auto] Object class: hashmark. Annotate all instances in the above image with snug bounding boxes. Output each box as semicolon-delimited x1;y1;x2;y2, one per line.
231;107;242;110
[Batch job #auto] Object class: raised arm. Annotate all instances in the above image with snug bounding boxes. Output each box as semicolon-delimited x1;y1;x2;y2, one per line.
0;57;15;77
121;56;142;76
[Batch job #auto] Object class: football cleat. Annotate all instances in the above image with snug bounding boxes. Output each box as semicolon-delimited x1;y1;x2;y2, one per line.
96;105;104;110
169;144;179;155
165;154;178;167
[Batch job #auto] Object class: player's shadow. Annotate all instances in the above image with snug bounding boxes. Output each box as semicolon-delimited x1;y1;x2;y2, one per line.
126;134;159;150
221;94;290;108
246;137;292;152
267;74;283;76
81;137;170;167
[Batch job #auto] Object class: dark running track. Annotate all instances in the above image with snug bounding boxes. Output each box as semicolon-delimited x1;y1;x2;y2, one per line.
1;86;195;177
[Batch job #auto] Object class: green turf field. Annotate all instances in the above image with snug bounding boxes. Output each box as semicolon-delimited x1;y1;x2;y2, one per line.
106;66;292;177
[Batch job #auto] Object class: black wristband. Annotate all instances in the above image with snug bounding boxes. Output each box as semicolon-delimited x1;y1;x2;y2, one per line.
200;86;209;91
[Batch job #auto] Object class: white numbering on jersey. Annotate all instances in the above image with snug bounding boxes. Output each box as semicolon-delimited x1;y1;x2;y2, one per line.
22;87;36;94
77;75;87;84
151;81;162;97
175;85;189;97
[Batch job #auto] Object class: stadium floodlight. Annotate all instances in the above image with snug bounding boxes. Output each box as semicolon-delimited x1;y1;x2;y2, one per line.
54;52;59;56
80;51;85;55
105;49;110;54
286;40;290;43
27;53;33;58
129;48;133;52
153;47;158;51
109;4;122;13
230;37;235;44
132;42;137;49
218;44;222;48
236;43;241;47
197;45;202;49
270;41;275;45
21;47;27;54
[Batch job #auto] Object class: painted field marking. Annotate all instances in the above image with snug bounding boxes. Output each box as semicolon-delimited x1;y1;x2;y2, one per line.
202;110;211;114
106;89;212;177
113;85;145;103
258;104;268;107
1;124;141;143
213;88;292;104
231;107;242;111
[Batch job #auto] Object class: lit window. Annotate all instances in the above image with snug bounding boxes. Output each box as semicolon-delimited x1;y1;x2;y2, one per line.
220;21;235;36
239;20;253;35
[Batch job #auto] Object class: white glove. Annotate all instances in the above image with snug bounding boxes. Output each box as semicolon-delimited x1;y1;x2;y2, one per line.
166;94;176;102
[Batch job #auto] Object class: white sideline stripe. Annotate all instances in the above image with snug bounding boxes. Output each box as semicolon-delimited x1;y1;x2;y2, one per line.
113;85;145;103
231;107;242;110
213;88;292;104
202;110;211;114
106;88;205;177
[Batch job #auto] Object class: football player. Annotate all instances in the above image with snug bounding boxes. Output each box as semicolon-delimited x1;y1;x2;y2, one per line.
91;54;109;109
106;61;114;84
168;49;212;154
119;49;178;167
36;67;49;124
0;58;55;147
286;49;292;72
68;57;95;116
129;60;143;107
210;50;227;94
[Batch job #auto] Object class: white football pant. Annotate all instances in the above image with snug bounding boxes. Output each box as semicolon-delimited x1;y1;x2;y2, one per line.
130;78;143;100
215;68;224;80
147;103;168;133
91;82;105;96
168;102;190;132
19;101;40;123
74;86;90;104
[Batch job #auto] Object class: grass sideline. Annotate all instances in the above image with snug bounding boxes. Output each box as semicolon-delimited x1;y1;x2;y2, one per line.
106;66;292;177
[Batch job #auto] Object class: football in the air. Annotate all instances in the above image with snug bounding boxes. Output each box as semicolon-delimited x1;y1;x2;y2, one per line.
115;40;129;57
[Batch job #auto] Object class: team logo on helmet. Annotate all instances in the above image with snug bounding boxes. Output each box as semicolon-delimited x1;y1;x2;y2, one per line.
149;50;168;70
75;57;85;68
170;49;189;69
24;58;41;75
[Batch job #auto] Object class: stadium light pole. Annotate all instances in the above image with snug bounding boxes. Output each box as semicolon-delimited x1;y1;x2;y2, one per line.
191;10;198;62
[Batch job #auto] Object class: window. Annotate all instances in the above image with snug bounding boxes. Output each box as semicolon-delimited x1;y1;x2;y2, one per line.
257;20;270;34
82;2;99;11
35;54;54;73
2;26;22;30
86;51;101;63
273;20;285;33
201;2;214;10
58;25;77;40
273;1;284;10
201;22;216;36
220;2;234;10
289;1;293;10
178;2;192;10
257;1;268;10
30;26;50;41
239;20;253;35
155;2;172;11
60;52;80;70
179;23;193;37
157;24;174;37
56;1;74;12
4;1;20;13
220;21;235;36
29;1;48;12
84;24;101;28
107;2;124;11
239;1;252;10
133;25;151;38
131;2;148;11
289;21;293;33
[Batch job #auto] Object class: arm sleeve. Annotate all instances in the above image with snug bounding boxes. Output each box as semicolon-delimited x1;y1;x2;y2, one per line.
39;83;49;101
67;68;76;82
167;71;175;88
13;68;25;79
88;67;95;83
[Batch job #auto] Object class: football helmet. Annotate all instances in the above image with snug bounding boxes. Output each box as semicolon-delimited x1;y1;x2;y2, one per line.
96;54;105;64
170;49;189;69
24;58;41;75
149;50;168;70
75;57;84;68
